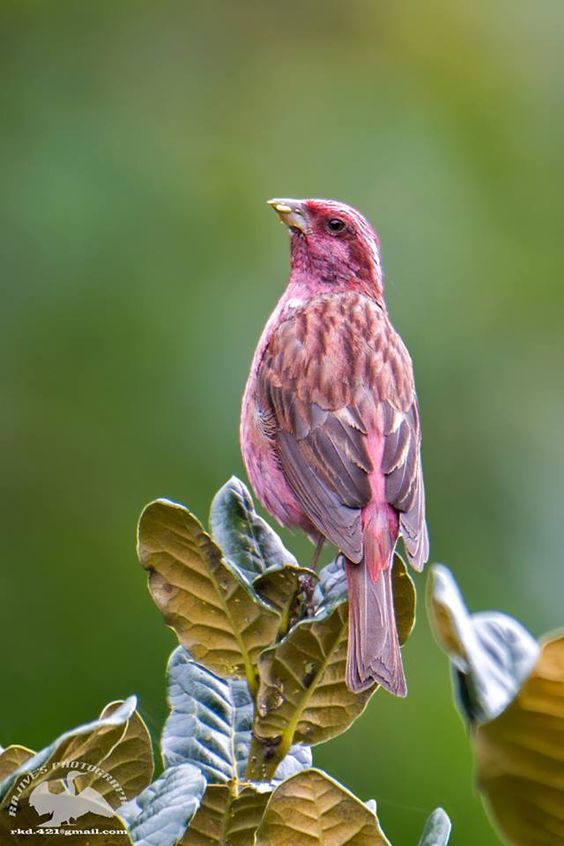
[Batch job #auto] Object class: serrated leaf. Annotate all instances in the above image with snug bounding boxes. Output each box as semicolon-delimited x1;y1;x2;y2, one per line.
248;556;416;780
162;647;311;786
0;696;137;805
181;784;271;846
137;499;280;690
427;564;540;723
0;746;35;782
121;764;206;846
209;477;297;581
255;768;390;846
474;634;564;846
418;808;452;845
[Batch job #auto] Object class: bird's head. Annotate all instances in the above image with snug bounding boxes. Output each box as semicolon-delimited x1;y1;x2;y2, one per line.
268;198;384;298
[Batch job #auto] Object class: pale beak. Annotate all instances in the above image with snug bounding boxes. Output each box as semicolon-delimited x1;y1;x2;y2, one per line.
267;198;308;234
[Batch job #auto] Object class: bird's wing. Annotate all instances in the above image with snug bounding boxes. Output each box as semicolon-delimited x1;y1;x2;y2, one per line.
256;293;427;567
381;401;428;570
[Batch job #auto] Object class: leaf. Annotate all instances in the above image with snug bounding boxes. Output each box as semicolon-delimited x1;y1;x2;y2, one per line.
121;764;206;846
0;696;137;805
417;808;452;845
255;768;390;846
137;499;280;690
76;701;154;803
392;553;417;644
0;699;140;845
253;564;316;616
473;634;564;846
161;646;253;783
0;746;35;782
162;647;312;785
209;476;297;581
248;556;416;780
313;555;347;609
427;564;540;723
249;600;370;780
181;784;271;846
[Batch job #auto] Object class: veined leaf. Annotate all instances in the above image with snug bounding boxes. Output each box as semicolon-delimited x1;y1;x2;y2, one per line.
249;600;371;780
162;648;311;785
474;634;564;846
0;699;141;845
76;701;154;803
313;555;347;609
161;647;253;783
121;764;205;846
0;697;137;806
0;746;35;783
427;564;539;723
254;564;317;641
255;768;390;845
137;499;280;690
248;556;416;780
181;783;271;846
209;477;297;581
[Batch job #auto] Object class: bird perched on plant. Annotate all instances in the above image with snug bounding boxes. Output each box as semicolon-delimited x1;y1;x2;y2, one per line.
240;198;428;696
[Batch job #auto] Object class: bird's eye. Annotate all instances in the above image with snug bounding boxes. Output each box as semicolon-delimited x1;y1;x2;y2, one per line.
327;218;346;234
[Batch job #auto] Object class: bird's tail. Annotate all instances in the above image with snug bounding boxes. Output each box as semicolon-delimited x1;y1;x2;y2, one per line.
345;531;406;697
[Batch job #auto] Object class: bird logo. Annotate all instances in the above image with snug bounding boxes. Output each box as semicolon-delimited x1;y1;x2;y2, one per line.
28;769;115;827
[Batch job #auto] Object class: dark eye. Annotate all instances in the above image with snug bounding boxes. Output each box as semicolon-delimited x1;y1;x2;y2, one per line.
327;218;346;234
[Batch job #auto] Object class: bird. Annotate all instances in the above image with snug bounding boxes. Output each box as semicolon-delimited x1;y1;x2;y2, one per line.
240;198;428;696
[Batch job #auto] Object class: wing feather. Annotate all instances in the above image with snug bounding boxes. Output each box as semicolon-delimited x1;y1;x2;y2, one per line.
256;292;428;569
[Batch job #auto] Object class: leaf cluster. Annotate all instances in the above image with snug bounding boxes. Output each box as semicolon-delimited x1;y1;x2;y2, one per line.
0;477;451;845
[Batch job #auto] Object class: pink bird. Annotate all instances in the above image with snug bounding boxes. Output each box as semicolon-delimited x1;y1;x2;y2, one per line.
240;198;428;696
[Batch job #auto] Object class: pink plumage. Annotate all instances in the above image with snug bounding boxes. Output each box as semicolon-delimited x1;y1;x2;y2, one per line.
240;198;428;695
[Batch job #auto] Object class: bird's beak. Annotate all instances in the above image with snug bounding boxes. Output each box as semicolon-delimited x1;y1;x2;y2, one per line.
267;198;308;234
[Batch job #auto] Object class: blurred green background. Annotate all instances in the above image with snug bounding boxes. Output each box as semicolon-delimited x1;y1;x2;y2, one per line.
2;1;564;842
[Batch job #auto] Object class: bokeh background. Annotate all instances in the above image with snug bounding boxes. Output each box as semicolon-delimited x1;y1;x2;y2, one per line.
2;1;564;842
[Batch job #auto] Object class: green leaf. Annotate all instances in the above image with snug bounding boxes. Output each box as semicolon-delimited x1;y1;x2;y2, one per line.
181;784;271;846
121;764;206;846
209;476;297;581
248;555;416;780
417;808;451;845
255;768;390;845
137;499;280;691
427;564;539;723
162;647;311;784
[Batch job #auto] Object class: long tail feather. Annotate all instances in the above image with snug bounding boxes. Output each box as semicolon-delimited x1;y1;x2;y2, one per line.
345;559;407;696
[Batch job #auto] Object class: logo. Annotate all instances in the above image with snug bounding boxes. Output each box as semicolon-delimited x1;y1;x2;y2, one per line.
6;760;128;837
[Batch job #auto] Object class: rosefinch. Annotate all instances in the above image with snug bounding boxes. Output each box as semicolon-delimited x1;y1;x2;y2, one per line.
240;199;428;695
